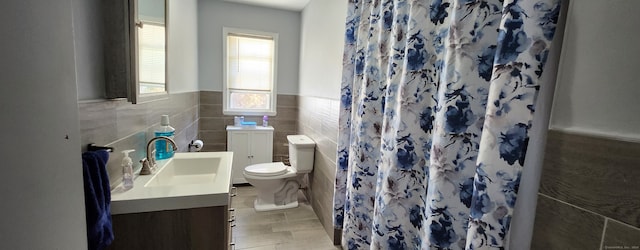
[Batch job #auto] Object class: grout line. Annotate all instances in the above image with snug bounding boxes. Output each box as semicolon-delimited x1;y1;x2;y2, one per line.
549;127;640;143
605;218;640;232
600;218;608;250
105;128;147;147
538;193;606;218
539;193;640;245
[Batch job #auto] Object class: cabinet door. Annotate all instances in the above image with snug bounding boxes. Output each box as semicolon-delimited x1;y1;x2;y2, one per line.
228;131;250;184
250;131;273;164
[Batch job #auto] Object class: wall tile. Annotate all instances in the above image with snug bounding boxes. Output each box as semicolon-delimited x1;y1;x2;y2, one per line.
79;92;200;189
200;130;227;145
200;104;223;117
274;143;290;155
185;121;199;145
170;105;198;133
603;220;640;248
200;91;222;105
115;101;149;139
78;100;118;148
274;131;295;145
275;106;299;121
198;91;299;162
199;117;228;131
203;143;226;152
104;131;147;189
269;119;297;132
297;95;340;241
539;130;640;227
174;128;190;152
531;195;604;250
309;152;338;241
277;95;298;107
315;137;337;164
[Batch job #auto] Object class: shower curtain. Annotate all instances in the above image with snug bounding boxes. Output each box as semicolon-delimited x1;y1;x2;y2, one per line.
333;0;562;249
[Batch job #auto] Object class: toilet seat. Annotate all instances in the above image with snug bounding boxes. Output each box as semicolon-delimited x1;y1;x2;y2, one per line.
244;162;288;177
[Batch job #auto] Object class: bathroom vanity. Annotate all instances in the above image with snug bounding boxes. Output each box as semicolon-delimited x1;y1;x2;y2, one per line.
226;125;274;184
108;152;235;250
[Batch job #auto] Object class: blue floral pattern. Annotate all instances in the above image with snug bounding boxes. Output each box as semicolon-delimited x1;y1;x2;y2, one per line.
334;0;561;249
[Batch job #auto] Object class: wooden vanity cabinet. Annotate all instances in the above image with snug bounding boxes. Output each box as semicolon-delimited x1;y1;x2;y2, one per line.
108;188;236;249
108;206;229;250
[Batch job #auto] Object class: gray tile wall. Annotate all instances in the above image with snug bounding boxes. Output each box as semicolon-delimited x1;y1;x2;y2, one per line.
78;92;200;189
297;96;340;243
532;130;640;249
199;91;299;162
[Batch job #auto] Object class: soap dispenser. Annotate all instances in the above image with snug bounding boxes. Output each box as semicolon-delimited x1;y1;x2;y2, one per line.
121;149;135;190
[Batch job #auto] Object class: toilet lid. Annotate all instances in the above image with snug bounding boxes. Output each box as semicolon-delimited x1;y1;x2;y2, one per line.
244;162;288;177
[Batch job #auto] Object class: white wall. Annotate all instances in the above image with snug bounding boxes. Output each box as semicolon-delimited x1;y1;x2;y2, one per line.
298;0;347;99
74;0;105;100
550;0;640;140
197;0;301;94
168;0;199;93
0;0;86;248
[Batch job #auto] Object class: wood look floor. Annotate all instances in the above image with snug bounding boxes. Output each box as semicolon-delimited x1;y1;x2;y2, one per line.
231;185;340;250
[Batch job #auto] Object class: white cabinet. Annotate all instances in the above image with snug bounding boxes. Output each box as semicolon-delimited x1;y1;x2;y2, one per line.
226;126;274;184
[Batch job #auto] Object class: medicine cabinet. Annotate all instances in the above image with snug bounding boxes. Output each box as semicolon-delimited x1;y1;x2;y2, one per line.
104;0;168;104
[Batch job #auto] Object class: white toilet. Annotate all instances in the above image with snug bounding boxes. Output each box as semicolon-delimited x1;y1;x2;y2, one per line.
243;135;315;212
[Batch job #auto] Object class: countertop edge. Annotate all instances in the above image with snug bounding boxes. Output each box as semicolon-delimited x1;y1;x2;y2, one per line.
111;192;229;215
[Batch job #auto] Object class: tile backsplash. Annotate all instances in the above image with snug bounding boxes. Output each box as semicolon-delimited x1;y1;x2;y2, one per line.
297;95;340;243
78;92;199;189
198;91;299;162
532;130;640;248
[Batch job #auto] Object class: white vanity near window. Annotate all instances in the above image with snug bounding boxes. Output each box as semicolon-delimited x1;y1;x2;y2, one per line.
226;125;274;184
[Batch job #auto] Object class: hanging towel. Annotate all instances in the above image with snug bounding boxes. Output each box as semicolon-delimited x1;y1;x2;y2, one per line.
82;150;114;250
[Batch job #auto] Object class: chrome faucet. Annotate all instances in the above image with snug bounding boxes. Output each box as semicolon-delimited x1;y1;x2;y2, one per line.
139;136;178;175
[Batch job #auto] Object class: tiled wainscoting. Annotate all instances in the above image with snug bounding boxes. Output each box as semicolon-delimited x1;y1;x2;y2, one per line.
198;91;299;162
297;96;340;243
532;130;640;249
78;92;199;189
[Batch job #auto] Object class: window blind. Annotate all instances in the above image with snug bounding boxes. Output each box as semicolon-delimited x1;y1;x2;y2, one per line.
139;23;165;86
227;34;274;91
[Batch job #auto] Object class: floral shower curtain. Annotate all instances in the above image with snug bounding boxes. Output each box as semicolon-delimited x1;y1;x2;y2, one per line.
333;0;562;249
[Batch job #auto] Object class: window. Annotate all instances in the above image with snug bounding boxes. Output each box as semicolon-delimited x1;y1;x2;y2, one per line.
223;28;278;116
138;21;166;94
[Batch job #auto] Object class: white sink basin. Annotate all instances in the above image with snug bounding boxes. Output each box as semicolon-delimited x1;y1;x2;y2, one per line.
145;155;221;187
111;151;233;215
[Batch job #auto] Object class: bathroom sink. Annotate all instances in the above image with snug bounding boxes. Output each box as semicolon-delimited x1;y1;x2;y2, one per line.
111;151;233;215
145;154;221;187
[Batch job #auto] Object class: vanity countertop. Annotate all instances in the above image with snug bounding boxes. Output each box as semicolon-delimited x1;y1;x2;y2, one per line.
110;151;233;215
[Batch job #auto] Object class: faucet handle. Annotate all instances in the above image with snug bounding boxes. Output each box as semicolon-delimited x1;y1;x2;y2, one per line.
139;158;152;175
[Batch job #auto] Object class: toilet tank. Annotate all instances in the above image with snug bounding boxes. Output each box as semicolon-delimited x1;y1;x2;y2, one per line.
287;135;315;174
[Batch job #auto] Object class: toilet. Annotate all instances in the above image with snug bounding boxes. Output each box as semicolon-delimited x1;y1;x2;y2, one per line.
243;135;315;212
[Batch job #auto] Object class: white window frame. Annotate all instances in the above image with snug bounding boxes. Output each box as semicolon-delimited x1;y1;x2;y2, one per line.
223;27;278;116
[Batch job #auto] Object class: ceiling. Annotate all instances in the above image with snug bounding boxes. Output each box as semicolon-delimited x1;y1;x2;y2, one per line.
223;0;311;11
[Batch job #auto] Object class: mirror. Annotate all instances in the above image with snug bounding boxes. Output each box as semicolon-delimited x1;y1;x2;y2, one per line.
134;0;167;101
103;0;167;103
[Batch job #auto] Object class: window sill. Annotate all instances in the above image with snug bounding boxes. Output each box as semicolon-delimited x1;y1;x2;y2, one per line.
223;110;277;117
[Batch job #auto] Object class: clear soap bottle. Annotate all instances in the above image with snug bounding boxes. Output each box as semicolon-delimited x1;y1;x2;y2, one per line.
121;149;135;190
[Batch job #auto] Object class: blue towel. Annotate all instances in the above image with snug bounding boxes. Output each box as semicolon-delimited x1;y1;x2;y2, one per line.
82;150;114;250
